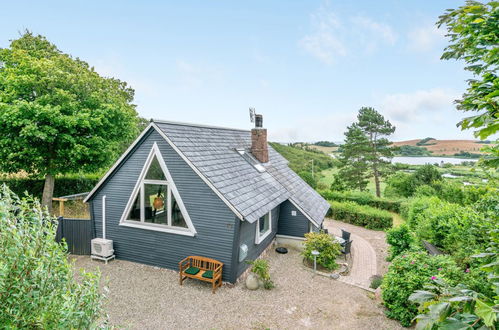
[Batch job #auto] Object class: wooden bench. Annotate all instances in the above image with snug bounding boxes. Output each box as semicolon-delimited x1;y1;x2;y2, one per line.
179;256;223;293
422;240;443;255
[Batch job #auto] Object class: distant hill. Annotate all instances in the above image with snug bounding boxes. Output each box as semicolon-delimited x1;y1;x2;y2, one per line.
392;139;488;156
269;142;335;173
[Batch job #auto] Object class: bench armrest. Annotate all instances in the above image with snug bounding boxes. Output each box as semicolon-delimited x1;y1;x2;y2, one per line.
214;263;223;279
179;257;191;272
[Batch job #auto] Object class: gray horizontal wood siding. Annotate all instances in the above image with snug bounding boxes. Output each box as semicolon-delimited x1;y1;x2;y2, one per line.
90;128;238;282
235;205;279;277
277;200;310;237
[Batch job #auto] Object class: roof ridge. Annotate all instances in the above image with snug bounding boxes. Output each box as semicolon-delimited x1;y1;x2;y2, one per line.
152;119;250;132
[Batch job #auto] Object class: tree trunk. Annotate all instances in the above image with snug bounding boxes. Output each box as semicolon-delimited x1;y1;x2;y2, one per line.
42;174;55;213
374;169;381;197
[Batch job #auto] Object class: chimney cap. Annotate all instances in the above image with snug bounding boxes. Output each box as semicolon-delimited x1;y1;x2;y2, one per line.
255;114;263;128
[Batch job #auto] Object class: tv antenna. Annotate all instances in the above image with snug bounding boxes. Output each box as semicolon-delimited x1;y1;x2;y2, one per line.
249;107;255;123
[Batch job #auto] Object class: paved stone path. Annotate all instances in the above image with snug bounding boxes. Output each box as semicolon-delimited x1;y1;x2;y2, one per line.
323;222;377;289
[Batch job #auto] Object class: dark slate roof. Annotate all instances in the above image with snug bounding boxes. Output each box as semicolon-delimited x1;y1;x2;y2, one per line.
154;120;329;225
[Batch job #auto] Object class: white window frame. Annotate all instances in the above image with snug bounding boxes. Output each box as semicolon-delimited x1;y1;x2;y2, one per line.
255;210;272;244
119;142;196;236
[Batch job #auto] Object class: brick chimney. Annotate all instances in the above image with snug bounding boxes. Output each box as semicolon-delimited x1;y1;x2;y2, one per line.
251;114;269;163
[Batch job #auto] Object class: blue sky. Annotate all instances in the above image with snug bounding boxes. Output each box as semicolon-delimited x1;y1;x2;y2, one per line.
1;0;476;142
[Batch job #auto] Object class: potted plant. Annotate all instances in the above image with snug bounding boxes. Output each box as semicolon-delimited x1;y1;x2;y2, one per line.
245;259;275;290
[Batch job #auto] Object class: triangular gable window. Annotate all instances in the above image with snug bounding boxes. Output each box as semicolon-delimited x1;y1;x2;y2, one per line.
120;142;196;236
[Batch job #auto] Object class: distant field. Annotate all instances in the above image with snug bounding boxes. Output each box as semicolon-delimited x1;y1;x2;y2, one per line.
308;145;339;154
392;139;488;156
318;168;387;196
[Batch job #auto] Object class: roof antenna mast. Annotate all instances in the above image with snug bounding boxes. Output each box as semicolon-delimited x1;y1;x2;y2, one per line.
249;107;255;124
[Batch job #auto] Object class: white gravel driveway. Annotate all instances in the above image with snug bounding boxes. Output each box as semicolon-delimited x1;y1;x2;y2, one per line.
73;247;400;329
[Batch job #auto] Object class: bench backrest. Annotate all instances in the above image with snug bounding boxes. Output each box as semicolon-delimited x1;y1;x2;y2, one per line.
188;256;223;271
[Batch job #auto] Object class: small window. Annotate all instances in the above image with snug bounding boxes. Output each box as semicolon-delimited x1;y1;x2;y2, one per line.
255;211;272;244
236;148;266;173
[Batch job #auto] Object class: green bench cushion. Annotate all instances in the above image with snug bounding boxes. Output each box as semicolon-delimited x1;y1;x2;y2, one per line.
202;270;213;279
185;267;200;275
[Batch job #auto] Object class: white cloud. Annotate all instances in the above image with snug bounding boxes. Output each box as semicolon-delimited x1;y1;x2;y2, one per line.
299;5;397;64
379;88;458;123
298;7;346;65
351;16;397;52
269;112;356;142
407;25;445;52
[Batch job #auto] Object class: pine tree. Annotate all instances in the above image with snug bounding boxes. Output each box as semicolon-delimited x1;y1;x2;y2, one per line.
336;124;370;192
356;107;395;197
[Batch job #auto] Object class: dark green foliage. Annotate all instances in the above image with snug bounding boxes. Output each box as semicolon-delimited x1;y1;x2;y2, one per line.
385;165;442;198
416;137;436;146
403;196;497;265
396;145;432;156
438;1;499;167
319;190;402;213
453;150;482;158
302;232;342;270
381;251;464;326
0;32;139;204
298;171;317;189
0;174;100;199
328;200;393;230
386;224;414;261
269;142;334;174
437;1;498;141
313;141;337;147
0;185;104;327
356;107;396;197
384;172;417;198
413;164;442;185
336;125;371;192
370;275;383;289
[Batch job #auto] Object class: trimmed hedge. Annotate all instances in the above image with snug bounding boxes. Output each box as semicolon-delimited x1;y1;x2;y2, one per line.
328;200;393;230
0;174;100;199
320;190;402;213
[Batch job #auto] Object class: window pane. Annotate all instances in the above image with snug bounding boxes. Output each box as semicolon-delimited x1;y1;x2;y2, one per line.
171;192;187;228
145;156;167;181
127;192;141;221
259;213;269;235
144;184;167;225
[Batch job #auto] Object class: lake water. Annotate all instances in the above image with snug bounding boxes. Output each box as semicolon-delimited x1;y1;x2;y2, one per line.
391;156;478;165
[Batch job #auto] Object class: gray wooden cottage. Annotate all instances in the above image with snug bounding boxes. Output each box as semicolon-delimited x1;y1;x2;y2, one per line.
84;118;329;283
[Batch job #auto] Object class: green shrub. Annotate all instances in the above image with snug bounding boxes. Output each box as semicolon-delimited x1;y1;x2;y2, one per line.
329;200;393;230
319;190;402;212
384;172;416;198
246;259;275;289
413;184;436;197
381;251;463;327
386;224;414;260
298;171;317;189
403;196;496;265
302;232;341;270
0;173;100;199
370;275;383;289
0;185;104;327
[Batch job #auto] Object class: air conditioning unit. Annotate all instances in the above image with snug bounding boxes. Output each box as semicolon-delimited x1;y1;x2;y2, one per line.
91;238;114;258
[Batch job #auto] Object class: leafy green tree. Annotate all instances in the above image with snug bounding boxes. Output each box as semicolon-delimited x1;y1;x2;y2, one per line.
336;124;370;192
356;107;396;197
0;185;104;327
438;1;499;167
0;32;139;210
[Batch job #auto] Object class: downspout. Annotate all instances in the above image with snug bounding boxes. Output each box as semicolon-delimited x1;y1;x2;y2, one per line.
102;195;107;240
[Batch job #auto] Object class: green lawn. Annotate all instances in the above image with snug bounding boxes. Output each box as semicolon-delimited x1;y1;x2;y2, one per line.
319;168;387;196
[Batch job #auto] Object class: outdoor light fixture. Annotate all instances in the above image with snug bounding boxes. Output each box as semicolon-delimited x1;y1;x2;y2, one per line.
311;250;320;273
